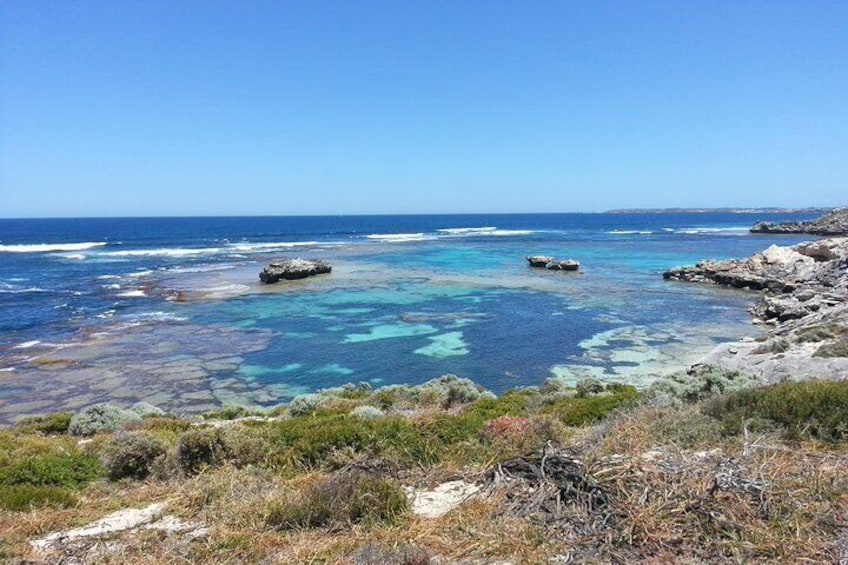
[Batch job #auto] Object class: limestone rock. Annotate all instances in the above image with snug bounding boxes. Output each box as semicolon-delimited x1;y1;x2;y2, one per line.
525;256;580;271
259;258;332;283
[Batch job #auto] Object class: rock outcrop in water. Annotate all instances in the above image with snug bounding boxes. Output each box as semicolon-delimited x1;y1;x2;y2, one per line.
526;256;580;271
259;258;332;283
664;237;848;382
750;207;848;235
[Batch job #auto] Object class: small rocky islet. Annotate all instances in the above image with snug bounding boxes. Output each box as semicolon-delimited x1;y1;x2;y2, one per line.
525;255;580;271
259;258;332;283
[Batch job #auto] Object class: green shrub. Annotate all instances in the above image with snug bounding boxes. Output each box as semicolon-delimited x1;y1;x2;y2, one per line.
465;390;529;420
648;365;760;404
705;379;848;441
100;432;166;480
176;428;228;474
0;484;77;511
265;471;408;530
0;451;102;488
69;403;143;436
543;384;641;426
813;336;848;358
14;412;73;435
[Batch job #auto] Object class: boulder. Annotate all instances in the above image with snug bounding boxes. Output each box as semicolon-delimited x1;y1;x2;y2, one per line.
526;255;554;268
259;258;332;284
546;259;580;271
525;256;580;271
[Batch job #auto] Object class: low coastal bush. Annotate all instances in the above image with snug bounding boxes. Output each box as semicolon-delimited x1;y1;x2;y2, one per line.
543;383;641;426
0;448;102;510
648;364;760;404
100;431;166;480
265;472;408;530
14;412;72;435
0;452;102;489
0;484;77;511
176;428;229;475
705;379;848;441
68;403;143;436
813;336;848;358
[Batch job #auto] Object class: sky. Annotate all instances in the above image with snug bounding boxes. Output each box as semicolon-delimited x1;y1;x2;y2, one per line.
1;1;847;217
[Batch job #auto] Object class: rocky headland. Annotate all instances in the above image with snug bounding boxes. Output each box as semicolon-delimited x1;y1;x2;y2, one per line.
750;206;848;235
664;237;848;382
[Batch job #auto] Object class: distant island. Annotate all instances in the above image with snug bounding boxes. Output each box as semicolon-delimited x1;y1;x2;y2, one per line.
605;207;831;214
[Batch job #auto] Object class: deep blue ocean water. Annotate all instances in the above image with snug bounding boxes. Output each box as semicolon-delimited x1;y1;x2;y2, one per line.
0;213;819;421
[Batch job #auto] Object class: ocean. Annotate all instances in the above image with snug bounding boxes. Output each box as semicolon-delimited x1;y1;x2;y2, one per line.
0;213;817;423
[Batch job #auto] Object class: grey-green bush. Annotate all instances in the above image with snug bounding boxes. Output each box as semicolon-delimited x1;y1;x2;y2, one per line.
68;403;143;436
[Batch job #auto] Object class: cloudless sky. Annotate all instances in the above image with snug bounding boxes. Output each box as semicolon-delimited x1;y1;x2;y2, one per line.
1;1;846;217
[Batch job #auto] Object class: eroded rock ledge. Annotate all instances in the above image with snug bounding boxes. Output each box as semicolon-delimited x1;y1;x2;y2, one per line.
663;237;848;382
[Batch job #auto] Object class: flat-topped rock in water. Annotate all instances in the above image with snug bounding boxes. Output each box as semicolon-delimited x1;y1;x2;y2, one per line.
259;258;332;283
525;256;580;271
750;207;848;236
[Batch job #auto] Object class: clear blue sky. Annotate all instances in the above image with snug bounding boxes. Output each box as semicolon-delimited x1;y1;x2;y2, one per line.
1;1;846;217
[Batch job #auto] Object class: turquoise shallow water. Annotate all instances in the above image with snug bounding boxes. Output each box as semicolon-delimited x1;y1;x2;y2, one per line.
0;213;819;421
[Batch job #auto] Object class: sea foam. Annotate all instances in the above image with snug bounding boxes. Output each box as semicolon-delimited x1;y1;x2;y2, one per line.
0;242;107;253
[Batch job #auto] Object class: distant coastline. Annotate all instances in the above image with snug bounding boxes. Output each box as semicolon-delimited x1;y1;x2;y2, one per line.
605;207;831;214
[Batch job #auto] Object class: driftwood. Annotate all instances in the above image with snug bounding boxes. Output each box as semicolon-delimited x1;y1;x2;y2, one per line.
484;445;610;531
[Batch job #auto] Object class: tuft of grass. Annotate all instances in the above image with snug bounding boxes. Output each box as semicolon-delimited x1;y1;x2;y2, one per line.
705;379;848;441
265;471;409;530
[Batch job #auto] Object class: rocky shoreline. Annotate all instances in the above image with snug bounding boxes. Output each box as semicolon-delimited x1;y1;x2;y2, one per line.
664;237;848;382
750;206;848;235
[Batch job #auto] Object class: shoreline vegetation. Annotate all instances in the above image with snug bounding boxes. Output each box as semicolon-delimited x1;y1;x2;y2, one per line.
3;208;848;563
3;370;848;563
